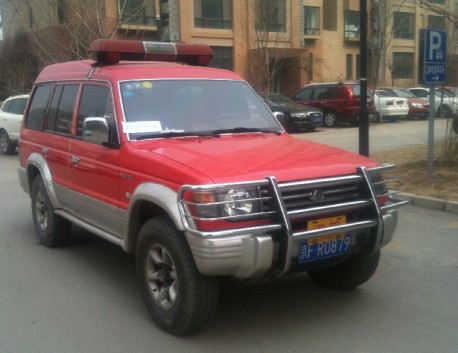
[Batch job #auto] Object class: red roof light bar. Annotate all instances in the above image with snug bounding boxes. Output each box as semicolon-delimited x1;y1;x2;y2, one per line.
89;39;214;66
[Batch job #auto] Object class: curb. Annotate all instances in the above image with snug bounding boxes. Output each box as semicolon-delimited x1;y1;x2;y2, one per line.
394;192;458;214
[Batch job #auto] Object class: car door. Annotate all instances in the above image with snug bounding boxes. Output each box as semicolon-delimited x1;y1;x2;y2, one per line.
69;83;123;237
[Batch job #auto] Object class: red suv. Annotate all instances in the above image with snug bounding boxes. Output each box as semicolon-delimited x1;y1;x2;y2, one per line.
18;40;406;335
293;82;376;127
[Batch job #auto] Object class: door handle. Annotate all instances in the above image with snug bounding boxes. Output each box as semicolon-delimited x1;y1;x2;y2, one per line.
71;156;80;165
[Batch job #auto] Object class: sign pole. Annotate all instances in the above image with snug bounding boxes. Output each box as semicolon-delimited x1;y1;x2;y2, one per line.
421;29;447;178
428;85;435;177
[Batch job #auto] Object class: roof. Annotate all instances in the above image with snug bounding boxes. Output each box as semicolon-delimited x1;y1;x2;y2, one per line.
34;60;243;84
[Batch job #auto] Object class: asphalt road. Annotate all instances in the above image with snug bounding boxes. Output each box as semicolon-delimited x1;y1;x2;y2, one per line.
294;118;449;153
1;122;457;352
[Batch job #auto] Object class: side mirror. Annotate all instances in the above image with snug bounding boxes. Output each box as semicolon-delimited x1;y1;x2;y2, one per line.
273;111;286;131
82;117;109;145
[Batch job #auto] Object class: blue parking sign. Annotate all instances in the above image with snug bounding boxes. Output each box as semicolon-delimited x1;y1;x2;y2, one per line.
424;29;447;84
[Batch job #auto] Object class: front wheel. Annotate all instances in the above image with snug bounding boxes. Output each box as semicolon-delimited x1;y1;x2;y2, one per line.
323;111;338;127
308;251;380;290
0;130;16;155
31;175;72;246
438;104;452;118
136;217;218;335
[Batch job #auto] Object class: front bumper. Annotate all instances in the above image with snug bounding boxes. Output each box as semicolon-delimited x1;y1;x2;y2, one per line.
185;209;399;279
178;165;408;279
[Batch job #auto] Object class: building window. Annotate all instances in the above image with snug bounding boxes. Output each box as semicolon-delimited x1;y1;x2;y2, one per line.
346;54;353;80
392;52;414;79
57;0;67;24
194;0;232;29
256;0;286;33
118;0;157;26
393;12;414;40
428;15;445;30
208;46;233;70
356;54;360;80
304;6;320;35
344;11;360;38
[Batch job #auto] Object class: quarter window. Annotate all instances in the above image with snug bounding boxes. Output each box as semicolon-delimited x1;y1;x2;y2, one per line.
25;84;53;131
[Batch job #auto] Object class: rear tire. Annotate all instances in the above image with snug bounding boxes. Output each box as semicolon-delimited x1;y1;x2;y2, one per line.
136;217;218;335
308;251;380;290
31;175;71;247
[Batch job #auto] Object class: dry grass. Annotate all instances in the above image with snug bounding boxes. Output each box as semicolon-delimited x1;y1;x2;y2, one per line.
371;144;458;201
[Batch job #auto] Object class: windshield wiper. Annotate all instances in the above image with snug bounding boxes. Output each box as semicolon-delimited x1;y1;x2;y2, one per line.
211;127;281;135
136;131;221;140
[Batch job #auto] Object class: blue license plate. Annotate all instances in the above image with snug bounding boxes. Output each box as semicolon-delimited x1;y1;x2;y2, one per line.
298;216;351;263
298;233;352;263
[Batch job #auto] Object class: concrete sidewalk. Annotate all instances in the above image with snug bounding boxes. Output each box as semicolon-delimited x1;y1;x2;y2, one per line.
395;193;458;214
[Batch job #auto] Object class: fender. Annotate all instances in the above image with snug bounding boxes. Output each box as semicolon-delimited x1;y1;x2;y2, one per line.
123;182;183;253
23;153;62;209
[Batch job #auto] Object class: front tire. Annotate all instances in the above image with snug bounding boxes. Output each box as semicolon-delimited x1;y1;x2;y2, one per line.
136;217;218;335
308;251;380;290
323;111;338;127
0;130;16;155
31;175;71;247
438;105;452;118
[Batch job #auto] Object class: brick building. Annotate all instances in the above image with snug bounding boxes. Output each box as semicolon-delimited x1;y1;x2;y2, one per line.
1;0;457;95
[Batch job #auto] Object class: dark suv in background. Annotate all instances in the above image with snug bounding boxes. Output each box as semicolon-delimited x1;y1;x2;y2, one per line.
293;82;376;127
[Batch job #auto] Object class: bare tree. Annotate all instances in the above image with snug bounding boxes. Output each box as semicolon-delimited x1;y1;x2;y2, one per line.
241;0;290;97
0;0;158;93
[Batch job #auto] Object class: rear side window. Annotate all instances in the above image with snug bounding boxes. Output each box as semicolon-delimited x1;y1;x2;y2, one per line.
47;85;79;134
25;84;53;131
295;88;313;100
10;98;28;115
314;87;339;99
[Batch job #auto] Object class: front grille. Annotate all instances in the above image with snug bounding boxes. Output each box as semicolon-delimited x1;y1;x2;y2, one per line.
274;174;376;237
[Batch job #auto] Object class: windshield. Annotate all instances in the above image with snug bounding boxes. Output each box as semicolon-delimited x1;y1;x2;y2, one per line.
120;80;281;140
393;89;416;98
268;94;295;106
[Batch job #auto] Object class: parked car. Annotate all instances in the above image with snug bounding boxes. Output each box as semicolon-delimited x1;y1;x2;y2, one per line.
377;87;429;119
0;94;29;155
372;89;409;122
293;82;377;127
408;87;457;117
262;93;322;132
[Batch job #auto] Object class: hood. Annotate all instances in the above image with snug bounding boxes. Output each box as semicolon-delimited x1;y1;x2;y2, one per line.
270;102;320;115
134;134;378;184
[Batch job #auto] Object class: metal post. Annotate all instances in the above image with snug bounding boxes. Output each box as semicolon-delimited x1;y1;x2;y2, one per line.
359;0;369;157
427;85;435;177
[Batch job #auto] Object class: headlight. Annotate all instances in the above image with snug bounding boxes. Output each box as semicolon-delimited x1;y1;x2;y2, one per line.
290;112;306;118
193;187;261;219
411;102;423;108
220;188;259;217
